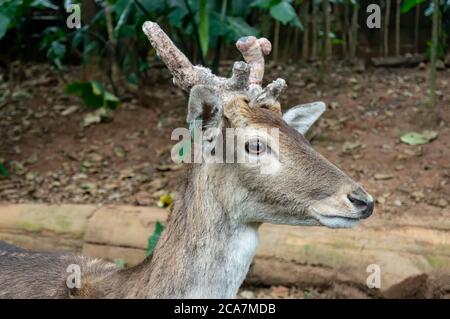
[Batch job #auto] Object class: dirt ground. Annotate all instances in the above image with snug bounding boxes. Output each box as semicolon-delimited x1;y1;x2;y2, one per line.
1;61;449;298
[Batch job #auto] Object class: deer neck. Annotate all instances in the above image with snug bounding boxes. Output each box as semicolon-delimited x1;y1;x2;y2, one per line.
127;166;259;299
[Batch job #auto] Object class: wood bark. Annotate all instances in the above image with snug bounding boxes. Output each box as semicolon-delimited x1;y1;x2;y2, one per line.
311;0;318;60
349;2;359;58
414;4;420;53
395;0;401;56
384;0;391;56
301;0;310;61
429;0;439;106
323;0;332;60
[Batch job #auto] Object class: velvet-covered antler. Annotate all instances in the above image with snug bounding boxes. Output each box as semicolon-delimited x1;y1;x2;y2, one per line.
142;21;286;107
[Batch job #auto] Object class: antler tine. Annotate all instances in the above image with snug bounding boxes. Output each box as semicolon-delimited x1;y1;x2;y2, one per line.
236;36;288;108
224;61;251;91
143;21;198;91
143;21;286;108
142;21;250;93
249;78;287;108
236;36;272;96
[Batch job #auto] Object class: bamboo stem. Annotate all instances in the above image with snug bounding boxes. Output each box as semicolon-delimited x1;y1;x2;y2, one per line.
323;0;332;60
311;1;318;60
395;0;401;56
384;0;391;57
429;0;439;107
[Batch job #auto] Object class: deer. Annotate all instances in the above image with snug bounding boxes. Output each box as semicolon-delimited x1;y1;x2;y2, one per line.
0;21;374;299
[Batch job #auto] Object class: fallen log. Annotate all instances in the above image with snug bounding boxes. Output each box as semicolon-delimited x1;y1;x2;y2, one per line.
371;54;427;67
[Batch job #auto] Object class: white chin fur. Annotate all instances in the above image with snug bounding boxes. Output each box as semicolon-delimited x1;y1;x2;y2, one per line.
311;212;359;229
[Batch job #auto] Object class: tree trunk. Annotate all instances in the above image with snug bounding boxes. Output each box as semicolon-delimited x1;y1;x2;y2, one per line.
349;2;359;58
311;0;318;60
414;4;420;53
81;0;97;24
429;0;439;106
437;4;442;45
212;0;228;74
301;0;310;61
384;0;391;56
273;20;280;61
395;0;401;56
283;26;295;61
103;2;119;93
343;1;349;58
323;0;332;60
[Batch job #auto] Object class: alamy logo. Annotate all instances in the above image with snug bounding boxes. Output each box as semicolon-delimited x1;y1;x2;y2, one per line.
66;4;81;29
366;264;381;289
66;264;81;289
366;4;381;29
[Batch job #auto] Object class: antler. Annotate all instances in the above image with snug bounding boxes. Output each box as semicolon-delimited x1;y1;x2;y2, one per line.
142;21;286;105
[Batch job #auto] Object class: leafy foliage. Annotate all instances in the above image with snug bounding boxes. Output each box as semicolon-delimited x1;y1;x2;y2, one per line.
400;131;438;145
0;162;9;178
199;0;209;57
114;258;126;267
252;0;303;28
147;221;165;257
65;81;120;110
401;0;426;13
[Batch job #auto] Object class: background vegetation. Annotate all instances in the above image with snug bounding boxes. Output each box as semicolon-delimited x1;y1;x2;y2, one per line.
1;1;449;93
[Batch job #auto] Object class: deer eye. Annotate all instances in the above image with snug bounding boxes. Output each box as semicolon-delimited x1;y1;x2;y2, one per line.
245;138;267;155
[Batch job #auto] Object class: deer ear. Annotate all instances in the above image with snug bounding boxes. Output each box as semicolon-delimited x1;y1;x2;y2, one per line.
187;85;224;155
282;102;326;135
187;85;223;128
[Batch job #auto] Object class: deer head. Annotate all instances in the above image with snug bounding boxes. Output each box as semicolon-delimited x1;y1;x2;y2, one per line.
185;84;373;229
143;22;374;229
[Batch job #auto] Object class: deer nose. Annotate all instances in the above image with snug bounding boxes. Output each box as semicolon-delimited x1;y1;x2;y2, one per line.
347;188;374;219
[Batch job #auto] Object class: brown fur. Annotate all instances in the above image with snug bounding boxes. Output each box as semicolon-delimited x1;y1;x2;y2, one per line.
0;97;371;298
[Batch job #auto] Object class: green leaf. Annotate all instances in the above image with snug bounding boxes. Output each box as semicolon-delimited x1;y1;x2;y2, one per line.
0;162;9;178
127;73;139;85
65;81;102;109
230;0;254;17
226;16;258;40
198;0;209;58
114;1;132;35
270;1;297;24
91;81;104;96
400;131;439;145
44;37;67;70
140;0;167;13
117;24;135;38
71;28;84;50
110;0;129;14
65;81;87;94
65;81;119;110
104;91;120;109
31;0;59;10
290;15;303;29
114;258;126;267
401;0;425;13
49;41;66;58
0;13;11;40
251;0;280;9
82;42;97;63
167;6;188;28
147;221;165;257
